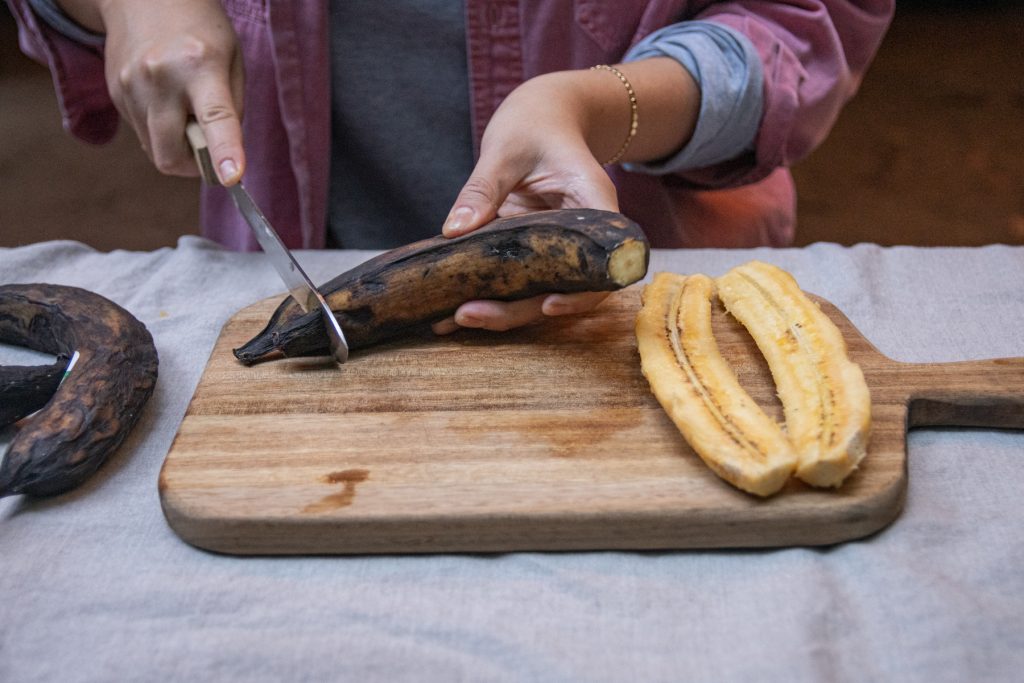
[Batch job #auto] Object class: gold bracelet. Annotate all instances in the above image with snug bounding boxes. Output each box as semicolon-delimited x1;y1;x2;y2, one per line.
590;64;638;165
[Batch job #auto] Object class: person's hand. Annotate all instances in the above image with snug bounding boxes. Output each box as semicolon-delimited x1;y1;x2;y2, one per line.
431;70;621;336
61;0;245;184
433;59;699;335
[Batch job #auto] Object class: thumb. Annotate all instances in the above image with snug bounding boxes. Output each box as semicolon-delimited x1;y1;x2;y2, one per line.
443;163;514;238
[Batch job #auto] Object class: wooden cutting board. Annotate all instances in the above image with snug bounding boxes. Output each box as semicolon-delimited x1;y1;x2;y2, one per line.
159;286;1024;554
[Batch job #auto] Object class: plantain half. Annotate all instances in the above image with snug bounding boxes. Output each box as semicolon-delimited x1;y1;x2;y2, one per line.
716;261;871;488
636;273;798;496
0;284;159;497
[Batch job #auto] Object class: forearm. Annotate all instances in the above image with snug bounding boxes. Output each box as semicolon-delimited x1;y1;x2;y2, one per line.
525;57;701;168
590;57;701;166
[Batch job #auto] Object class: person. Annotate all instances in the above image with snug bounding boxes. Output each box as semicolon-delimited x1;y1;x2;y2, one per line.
6;0;892;334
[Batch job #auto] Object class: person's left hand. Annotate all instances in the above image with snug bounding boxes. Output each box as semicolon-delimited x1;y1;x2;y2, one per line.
432;70;620;336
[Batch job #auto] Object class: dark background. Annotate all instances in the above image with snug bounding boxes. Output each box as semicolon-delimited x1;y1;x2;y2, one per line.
2;2;1022;251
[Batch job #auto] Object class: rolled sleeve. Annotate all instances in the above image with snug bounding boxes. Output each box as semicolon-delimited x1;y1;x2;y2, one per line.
679;0;894;188
622;20;763;175
25;0;104;46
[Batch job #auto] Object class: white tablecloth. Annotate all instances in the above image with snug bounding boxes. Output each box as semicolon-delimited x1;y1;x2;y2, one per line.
2;238;1022;682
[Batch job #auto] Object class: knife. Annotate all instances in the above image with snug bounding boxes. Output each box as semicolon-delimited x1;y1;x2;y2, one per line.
185;121;349;364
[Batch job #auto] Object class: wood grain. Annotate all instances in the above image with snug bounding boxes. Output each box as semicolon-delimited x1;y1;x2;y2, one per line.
159;286;1024;554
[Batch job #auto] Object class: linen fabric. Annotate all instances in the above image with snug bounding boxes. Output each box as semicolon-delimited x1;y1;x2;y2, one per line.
1;238;1022;682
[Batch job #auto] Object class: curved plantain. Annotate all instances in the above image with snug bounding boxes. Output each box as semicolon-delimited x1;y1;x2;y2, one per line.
636;273;798;496
0;284;159;497
716;261;871;488
235;209;650;363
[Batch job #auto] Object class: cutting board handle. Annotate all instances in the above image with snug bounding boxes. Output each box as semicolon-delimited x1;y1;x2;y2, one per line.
902;357;1024;429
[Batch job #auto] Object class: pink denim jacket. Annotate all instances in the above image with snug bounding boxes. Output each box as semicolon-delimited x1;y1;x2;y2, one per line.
9;0;892;250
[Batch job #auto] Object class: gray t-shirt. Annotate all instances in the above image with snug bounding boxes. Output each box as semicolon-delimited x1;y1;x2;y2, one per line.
326;0;474;248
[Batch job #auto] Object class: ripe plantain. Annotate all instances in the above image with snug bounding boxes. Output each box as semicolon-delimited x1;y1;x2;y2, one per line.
0;284;159;497
635;273;798;496
235;209;649;363
716;261;871;488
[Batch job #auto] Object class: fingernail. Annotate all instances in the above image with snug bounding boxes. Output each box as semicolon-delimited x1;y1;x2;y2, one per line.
443;207;475;236
219;159;239;183
543;297;569;316
456;313;484;328
544;303;570;316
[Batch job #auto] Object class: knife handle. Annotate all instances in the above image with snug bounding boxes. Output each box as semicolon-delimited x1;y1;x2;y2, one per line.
185;120;221;187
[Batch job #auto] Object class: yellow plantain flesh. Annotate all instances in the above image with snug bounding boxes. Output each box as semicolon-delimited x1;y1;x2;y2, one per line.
636;273;798;497
715;261;871;488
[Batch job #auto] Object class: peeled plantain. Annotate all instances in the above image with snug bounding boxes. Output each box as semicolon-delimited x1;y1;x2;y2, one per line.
0;284;159;498
716;261;871;488
235;209;649;363
636;273;798;496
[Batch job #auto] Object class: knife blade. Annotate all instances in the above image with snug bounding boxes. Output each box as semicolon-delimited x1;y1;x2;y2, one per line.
185;121;348;363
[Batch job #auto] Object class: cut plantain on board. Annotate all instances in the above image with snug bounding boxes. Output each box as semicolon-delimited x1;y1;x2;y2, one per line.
0;284;158;498
636;273;799;496
235;209;650;363
636;261;871;496
716;261;871;488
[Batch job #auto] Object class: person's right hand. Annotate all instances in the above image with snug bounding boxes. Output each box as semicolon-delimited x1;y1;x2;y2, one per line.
62;0;246;184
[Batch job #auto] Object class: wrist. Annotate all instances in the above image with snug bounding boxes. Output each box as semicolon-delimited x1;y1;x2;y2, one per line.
587;66;638;165
572;58;701;166
488;71;592;161
510;70;621;164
